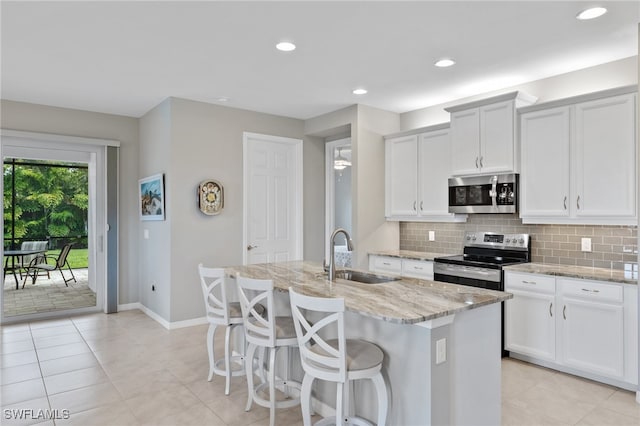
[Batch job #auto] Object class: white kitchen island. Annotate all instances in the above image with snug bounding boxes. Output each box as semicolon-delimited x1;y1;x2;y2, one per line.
225;261;512;425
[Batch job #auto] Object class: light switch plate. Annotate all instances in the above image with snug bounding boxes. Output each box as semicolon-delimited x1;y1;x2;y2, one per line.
429;231;435;241
144;229;149;239
581;237;592;252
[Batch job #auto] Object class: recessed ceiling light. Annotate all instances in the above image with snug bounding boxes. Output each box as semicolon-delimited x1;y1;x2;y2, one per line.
352;88;368;95
576;7;607;20
276;41;296;52
435;58;456;68
216;97;229;102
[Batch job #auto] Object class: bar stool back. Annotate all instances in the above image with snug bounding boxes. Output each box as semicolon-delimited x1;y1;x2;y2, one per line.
198;264;246;395
289;288;388;426
236;275;301;426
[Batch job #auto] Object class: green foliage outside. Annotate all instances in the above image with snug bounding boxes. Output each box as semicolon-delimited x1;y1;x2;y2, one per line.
4;160;88;249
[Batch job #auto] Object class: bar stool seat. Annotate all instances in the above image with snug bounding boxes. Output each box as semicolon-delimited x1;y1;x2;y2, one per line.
289;288;389;426
237;275;302;426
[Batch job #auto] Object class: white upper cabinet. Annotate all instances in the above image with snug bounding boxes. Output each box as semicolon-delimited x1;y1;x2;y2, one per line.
520;106;571;218
447;92;536;176
574;94;636;219
520;88;637;225
450;109;480;175
385;125;466;222
385;134;418;217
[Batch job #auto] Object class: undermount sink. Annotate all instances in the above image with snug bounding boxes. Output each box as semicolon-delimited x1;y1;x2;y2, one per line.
334;269;401;284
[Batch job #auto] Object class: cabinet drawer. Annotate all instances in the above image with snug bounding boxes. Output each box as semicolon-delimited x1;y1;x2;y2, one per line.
560;279;623;303
505;272;555;294
369;256;402;274
402;259;434;280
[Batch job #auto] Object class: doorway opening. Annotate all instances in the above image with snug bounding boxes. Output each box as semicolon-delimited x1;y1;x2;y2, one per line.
325;138;352;266
3;158;95;317
1;135;108;324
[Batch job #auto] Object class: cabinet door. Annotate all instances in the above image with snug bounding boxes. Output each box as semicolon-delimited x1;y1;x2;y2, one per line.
560;297;624;378
480;100;515;173
385;135;418;217
418;129;451;216
504;289;556;361
520;106;571;218
574;93;636;219
450;109;480;175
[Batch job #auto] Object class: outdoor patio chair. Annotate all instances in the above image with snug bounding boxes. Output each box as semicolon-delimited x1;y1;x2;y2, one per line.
22;243;77;288
18;241;50;280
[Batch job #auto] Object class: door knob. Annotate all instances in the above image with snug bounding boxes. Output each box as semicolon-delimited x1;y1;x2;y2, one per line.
247;244;258;251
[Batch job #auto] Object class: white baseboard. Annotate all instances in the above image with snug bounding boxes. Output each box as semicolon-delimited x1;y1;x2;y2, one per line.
117;302;141;311
118;302;207;330
636;390;639;404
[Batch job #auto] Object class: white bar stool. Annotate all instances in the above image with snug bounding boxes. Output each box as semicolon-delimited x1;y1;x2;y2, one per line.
236;275;302;426
289;288;389;426
198;264;248;395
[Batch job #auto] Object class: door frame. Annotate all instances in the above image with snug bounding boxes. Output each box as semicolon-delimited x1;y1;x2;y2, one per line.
0;129;118;323
242;132;304;265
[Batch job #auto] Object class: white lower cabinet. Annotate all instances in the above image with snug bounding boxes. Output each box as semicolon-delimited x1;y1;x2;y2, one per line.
369;255;433;281
504;273;556;361
504;271;637;388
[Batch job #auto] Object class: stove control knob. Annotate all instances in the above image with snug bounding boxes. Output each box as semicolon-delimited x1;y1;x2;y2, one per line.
519;238;525;244
466;236;471;241
472;236;477;241
505;238;511;243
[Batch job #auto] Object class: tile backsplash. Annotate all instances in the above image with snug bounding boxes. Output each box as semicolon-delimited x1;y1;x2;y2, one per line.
399;214;638;270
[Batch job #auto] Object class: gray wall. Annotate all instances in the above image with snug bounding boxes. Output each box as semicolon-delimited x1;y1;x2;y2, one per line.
138;99;172;320
401;56;638;130
0;100;140;305
141;97;322;322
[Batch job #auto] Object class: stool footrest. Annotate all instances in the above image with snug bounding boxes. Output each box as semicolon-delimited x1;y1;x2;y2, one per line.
251;380;302;410
212;355;246;377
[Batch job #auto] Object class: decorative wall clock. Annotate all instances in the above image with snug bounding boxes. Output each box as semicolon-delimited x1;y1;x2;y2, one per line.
198;180;224;215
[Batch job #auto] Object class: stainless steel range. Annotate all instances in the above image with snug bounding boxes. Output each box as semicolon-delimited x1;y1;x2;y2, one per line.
434;231;531;291
434;231;530;356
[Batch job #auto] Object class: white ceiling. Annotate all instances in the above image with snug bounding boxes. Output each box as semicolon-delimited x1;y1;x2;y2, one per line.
1;1;638;120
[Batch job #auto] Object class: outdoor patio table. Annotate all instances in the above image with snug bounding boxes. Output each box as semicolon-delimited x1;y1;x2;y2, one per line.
3;249;47;290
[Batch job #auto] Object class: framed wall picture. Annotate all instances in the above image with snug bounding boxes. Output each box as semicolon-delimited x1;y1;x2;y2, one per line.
139;173;165;221
198;180;224;215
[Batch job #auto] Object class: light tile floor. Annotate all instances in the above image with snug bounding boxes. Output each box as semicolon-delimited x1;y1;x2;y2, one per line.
1;310;638;425
3;269;95;317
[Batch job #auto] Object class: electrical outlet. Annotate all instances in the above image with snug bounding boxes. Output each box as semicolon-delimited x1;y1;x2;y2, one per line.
429;231;435;241
581;238;592;252
151;283;156;291
436;338;446;364
144;229;149;239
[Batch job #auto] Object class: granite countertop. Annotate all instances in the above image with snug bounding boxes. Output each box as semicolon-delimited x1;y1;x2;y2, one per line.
368;250;452;261
504;263;638;285
225;261;511;325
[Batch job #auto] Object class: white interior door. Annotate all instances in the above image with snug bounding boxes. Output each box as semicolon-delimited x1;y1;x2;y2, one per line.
243;132;303;265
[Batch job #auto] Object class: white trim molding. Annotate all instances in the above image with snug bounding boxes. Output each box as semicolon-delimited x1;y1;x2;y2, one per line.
121;303;207;330
1;129;121;147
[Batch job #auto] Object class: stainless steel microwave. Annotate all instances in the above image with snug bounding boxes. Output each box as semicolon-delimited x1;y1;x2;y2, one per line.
448;173;518;214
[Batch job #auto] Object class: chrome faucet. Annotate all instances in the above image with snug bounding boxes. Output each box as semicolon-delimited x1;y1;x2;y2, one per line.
328;228;354;281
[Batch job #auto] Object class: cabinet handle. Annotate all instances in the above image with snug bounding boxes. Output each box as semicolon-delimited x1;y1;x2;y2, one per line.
576;196;581;210
413;266;423;270
563;196;567;210
479;156;484;168
522;280;536;285
420;201;424;211
563;305;567;320
549;302;553;317
382;262;391;266
475;157;479;168
581;288;600;293
413;201;417;211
